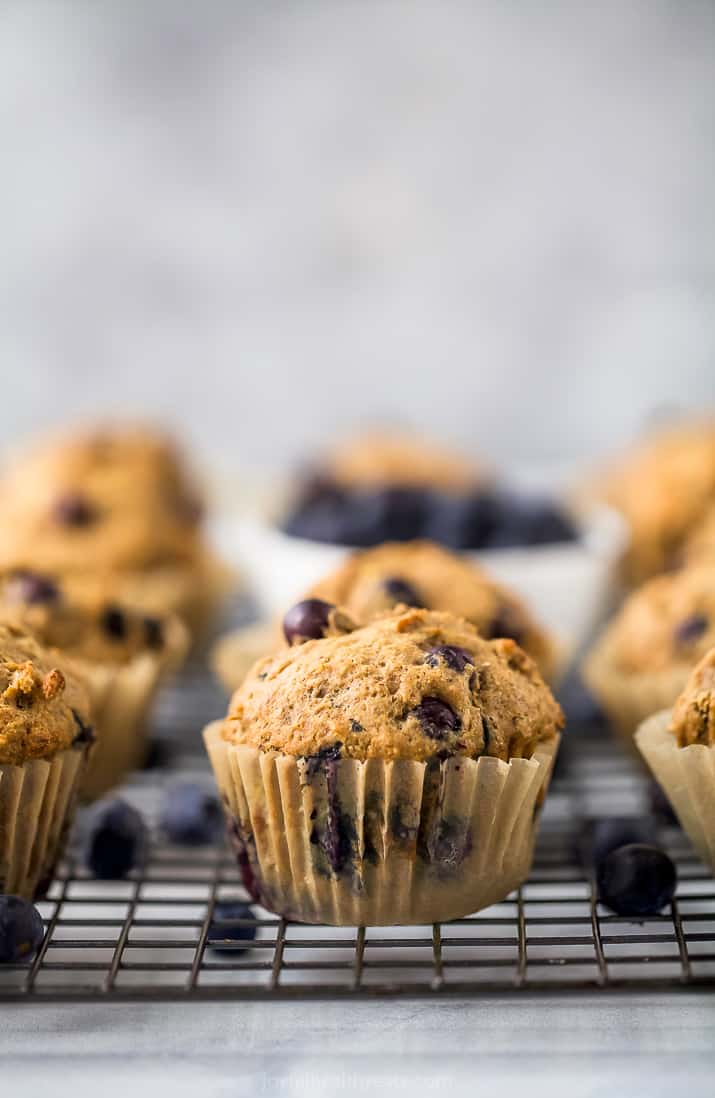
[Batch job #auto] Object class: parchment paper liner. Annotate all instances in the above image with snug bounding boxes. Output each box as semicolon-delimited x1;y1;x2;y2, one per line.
584;640;690;749
635;710;715;872
204;723;559;925
0;742;90;900
79;617;189;801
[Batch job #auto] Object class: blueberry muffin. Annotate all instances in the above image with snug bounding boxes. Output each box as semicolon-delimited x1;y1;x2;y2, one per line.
204;606;562;924
0;621;94;899
684;503;715;566
593;421;715;583
0;423;229;639
584;563;715;745
211;540;557;694
636;646;715;872
0;569;188;800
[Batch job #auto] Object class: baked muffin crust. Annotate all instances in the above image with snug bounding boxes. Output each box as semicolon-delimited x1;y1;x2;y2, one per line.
670;647;715;748
223;607;563;763
0;621;92;765
596;565;715;674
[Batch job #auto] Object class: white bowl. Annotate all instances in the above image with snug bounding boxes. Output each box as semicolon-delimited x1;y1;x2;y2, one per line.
211;503;626;668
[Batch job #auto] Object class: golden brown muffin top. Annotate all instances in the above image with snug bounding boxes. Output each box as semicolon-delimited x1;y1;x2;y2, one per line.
0;621;93;765
222;607;563;763
596;422;715;582
306;540;555;676
0;569;178;666
325;431;479;491
594;564;715;674
670;646;715;747
0;424;206;575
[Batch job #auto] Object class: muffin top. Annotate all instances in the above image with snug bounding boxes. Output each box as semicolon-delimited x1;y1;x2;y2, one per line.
596;422;715;581
670;646;715;747
222;607;563;763
306;540;554;675
0;621;93;765
0;569;178;666
0;424;206;574
324;431;478;492
595;564;715;674
684;503;715;566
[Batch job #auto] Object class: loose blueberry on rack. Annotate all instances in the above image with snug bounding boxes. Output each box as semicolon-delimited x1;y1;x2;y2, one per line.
160;782;223;845
412;697;460;740
283;598;334;645
207;901;257;954
425;645;474;672
597;843;677;917
383;576;421;607
0;895;45;963
578;816;657;870
84;799;147;879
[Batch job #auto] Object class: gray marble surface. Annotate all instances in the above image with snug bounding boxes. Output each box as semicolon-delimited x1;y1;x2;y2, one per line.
3;995;715;1096
0;0;714;473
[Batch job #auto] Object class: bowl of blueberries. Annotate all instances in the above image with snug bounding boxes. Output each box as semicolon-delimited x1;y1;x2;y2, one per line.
229;454;626;664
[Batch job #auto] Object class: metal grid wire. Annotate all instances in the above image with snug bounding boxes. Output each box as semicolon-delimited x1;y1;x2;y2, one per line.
1;662;714;1001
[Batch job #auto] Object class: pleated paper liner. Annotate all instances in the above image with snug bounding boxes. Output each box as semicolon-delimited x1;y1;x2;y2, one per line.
79;618;190;802
635;710;715;873
0;743;89;900
204;722;559;925
584;641;691;752
210;621;277;695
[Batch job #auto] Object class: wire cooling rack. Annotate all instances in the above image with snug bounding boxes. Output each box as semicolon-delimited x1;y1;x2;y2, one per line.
1;651;714;1001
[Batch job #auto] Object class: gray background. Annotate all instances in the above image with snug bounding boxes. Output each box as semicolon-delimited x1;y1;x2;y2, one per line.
1;0;714;473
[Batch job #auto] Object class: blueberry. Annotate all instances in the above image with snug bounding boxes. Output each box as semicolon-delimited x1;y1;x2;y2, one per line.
383;576;421;607
84;799;147;879
160;782;223;845
597;843;677;917
101;605;127;640
578;816;657;871
6;570;59;605
485;492;578;549
0;895;45;963
425;645;474;672
143;616;164;650
207;901;257;954
371;487;430;542
674;614;708;647
53;493;96;527
412;697;460;740
71;708;96;748
485;605;524;646
283;598;334;645
423;490;500;550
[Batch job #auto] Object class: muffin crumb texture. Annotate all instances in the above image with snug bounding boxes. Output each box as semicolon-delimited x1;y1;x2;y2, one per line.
223;607;563;763
670;647;715;748
0;622;91;765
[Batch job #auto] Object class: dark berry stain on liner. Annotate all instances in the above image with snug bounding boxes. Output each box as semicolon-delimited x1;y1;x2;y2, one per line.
412;697;460;740
389;802;418;843
101;605;127;640
72;708;96;747
302;741;343;780
383;576;422;607
53;493;97;527
674;614;708;646
425;644;474;672
283;598;335;645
